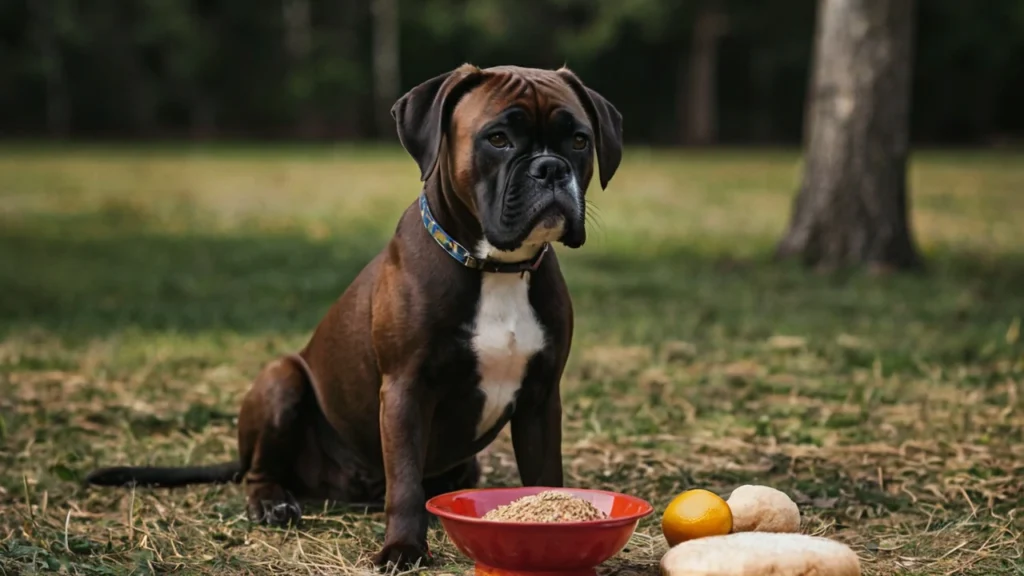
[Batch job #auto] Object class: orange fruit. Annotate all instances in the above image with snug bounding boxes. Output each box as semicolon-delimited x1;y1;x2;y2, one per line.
661;489;733;546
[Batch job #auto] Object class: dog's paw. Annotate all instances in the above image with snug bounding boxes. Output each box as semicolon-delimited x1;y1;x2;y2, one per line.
372;541;431;571
247;494;302;528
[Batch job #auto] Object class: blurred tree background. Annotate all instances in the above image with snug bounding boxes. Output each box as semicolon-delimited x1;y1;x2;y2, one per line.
2;0;1023;145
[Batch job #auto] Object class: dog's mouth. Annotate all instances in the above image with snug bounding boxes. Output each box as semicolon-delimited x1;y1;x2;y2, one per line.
535;205;565;229
526;202;566;233
485;195;582;253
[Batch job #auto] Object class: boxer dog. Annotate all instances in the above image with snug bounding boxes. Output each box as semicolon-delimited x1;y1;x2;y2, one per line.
85;64;622;569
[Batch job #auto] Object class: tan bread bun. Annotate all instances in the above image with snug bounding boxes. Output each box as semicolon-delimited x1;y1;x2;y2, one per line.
660;532;860;576
726;485;800;533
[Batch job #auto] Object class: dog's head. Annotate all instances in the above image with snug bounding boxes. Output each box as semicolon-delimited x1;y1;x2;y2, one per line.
391;64;622;259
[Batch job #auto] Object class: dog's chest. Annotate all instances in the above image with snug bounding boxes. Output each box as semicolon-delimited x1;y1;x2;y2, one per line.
470;272;546;438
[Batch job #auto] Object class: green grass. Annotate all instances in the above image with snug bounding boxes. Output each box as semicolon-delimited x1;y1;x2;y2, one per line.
1;145;1022;575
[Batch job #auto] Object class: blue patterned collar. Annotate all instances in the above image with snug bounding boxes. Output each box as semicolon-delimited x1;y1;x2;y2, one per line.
419;193;549;274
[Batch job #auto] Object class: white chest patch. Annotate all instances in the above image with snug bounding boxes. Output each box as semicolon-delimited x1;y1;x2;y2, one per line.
470;271;546;438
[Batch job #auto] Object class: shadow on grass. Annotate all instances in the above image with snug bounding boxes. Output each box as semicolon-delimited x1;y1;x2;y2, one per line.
0;231;358;336
1;212;1022;367
0;218;388;339
564;246;1024;365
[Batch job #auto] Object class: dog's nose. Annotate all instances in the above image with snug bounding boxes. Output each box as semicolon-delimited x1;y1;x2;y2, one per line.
527;156;571;186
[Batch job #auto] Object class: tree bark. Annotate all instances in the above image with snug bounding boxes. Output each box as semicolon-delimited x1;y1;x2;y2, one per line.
684;0;729;146
188;88;218;140
336;0;363;139
777;0;921;271
112;2;156;136
30;0;70;138
371;0;400;140
283;0;318;138
749;50;774;143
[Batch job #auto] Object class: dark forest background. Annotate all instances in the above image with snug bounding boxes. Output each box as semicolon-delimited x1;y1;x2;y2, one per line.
2;0;1023;146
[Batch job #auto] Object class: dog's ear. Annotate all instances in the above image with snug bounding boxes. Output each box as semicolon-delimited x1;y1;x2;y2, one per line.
391;63;484;182
557;68;623;190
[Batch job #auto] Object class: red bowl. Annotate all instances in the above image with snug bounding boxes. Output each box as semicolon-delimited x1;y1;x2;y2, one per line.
426;487;654;576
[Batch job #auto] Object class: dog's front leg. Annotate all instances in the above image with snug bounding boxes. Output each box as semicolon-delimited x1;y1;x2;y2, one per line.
373;374;433;569
511;382;564;487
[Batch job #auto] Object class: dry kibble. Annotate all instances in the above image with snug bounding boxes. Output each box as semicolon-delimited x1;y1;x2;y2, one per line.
660;532;861;576
482;491;607;522
726;485;800;534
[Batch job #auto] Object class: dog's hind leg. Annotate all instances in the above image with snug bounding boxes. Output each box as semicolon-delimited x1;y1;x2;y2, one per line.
237;354;312;527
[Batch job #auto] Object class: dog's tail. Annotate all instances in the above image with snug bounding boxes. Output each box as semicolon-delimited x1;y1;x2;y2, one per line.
85;461;242;488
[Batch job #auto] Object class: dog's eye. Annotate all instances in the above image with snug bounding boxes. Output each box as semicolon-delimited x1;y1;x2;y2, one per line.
572;133;589;150
487;133;510;149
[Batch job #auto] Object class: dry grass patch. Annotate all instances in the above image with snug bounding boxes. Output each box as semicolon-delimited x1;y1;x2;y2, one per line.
2;146;1023;575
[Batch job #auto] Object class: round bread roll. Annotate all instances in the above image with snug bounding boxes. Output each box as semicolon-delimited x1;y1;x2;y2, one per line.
660;532;860;576
726;485;800;533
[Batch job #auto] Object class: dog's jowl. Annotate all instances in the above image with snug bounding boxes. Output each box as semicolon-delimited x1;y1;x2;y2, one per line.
86;64;623;569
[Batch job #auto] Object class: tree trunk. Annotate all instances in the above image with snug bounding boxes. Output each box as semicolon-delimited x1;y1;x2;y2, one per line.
30;0;70;138
188;89;218;140
674;40;688;145
684;1;729;146
113;3;156;136
336;0;364;139
749;51;774;143
777;0;921;271
282;0;318;138
371;0;400;140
